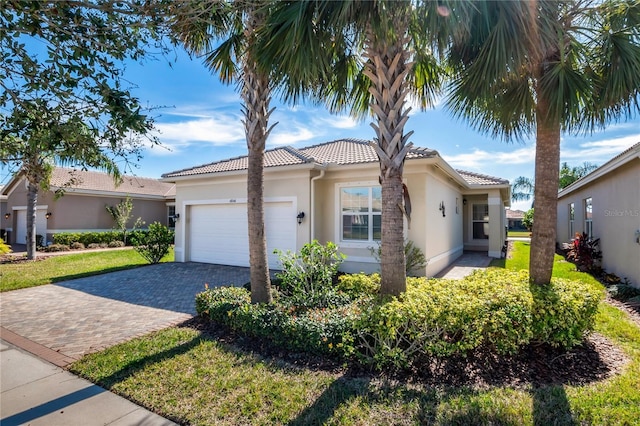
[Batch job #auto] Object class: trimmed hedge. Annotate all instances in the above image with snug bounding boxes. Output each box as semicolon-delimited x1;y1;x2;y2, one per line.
195;269;604;370
52;230;153;247
195;286;359;357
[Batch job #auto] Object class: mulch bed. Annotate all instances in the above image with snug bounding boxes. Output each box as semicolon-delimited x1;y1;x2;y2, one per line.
183;314;630;390
0;254;53;264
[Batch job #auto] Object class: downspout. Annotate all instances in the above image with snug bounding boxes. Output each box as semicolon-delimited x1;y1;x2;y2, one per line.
310;165;327;242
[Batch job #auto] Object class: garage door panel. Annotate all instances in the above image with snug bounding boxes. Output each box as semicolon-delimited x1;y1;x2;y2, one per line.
189;202;295;268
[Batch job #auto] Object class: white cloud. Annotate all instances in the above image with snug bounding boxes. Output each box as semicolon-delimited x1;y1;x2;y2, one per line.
561;134;640;163
314;115;359;129
443;145;535;170
268;126;316;146
152;116;245;148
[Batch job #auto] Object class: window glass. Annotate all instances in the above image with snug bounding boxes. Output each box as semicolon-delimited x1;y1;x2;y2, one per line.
473;204;489;221
340;186;382;242
472;204;489;240
168;206;176;228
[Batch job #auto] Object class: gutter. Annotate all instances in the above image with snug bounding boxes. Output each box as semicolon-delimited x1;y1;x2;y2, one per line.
310;165;327;242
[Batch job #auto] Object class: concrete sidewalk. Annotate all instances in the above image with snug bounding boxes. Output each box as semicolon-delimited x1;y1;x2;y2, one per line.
1;339;176;426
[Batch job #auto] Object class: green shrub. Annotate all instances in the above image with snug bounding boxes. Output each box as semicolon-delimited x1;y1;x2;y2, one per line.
44;244;70;252
337;273;380;297
354;269;600;369
132;222;174;264
70;242;85;250
607;284;640;301
195;286;359;357
108;240;125;248
0;238;12;254
53;231;129;246
530;278;603;348
274;240;346;309
369;240;427;276
87;243;102;249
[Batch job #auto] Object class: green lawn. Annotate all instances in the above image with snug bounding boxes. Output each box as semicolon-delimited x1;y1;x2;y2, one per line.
70;242;640;425
508;230;531;238
0;248;174;292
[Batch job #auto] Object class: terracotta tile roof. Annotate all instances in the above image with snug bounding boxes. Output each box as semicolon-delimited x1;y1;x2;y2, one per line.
506;209;525;219
456;169;509;186
163;138;438;178
51;168;176;197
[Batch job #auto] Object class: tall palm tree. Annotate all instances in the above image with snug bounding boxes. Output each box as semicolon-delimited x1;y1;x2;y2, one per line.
447;0;640;285
170;1;276;303
511;176;535;205
258;0;456;295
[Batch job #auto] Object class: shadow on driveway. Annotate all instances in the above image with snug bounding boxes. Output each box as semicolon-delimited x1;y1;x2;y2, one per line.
55;262;252;315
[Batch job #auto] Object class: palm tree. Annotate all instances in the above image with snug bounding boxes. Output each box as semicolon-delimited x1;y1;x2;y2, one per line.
511;176;535;205
447;0;640;285
170;1;275;303
258;1;456;295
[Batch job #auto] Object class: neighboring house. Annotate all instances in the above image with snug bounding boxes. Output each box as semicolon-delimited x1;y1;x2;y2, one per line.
2;167;176;245
0;187;7;241
556;142;640;287
162;139;510;277
506;209;526;230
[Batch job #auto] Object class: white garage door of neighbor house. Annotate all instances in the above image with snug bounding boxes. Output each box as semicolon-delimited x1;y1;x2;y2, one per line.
16;210;48;244
189;202;296;269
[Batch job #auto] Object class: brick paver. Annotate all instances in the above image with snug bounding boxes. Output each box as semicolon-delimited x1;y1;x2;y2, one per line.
0;263;252;361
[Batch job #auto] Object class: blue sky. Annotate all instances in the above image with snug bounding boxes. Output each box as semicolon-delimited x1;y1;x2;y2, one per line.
4;46;639;212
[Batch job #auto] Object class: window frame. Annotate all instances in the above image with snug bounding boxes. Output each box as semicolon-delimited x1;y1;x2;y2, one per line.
584;197;593;239
471;203;490;240
335;182;383;247
569;202;575;239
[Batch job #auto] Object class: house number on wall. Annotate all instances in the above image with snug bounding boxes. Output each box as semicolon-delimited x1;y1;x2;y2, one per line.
229;199;236;203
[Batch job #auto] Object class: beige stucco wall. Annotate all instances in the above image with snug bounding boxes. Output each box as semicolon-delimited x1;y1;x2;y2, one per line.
4;178;170;245
557;160;640;287
422;169;464;276
172;167;313;263
312;161;464;276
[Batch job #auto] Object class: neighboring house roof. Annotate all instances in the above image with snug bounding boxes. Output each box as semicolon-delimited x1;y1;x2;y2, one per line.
456;170;510;186
558;141;640;198
506;209;525;219
2;167;176;199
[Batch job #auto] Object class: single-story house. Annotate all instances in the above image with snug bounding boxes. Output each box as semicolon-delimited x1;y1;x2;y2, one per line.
2;167;176;246
506;209;526;230
162;139;510;277
556;142;640;287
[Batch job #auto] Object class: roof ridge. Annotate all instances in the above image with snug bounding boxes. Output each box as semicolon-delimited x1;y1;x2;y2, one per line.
298;138;371;152
282;145;314;163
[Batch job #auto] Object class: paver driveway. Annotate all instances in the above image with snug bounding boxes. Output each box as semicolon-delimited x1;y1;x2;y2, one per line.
0;263;251;361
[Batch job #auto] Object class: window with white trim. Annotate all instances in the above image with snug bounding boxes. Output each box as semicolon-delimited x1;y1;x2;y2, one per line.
167;205;176;228
569;202;575;239
340;186;381;242
584;197;593;239
472;204;489;239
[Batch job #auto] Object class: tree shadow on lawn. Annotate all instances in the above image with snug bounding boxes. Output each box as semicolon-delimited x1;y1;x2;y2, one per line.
187;317;624;425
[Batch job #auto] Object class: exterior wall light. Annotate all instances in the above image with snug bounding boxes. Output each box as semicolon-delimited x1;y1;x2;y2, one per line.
297;211;305;225
4;213;10;219
439;201;446;217
45;212;52;219
174;213;180;220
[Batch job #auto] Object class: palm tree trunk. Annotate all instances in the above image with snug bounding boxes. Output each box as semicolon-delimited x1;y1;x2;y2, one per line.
530;90;560;285
364;20;412;296
26;180;38;260
243;9;273;304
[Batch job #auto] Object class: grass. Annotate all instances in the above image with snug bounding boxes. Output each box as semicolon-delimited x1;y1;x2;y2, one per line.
70;241;640;425
0;248;174;292
507;230;531;238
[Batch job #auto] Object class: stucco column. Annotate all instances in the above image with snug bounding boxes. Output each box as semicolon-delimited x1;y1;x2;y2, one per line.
488;190;503;258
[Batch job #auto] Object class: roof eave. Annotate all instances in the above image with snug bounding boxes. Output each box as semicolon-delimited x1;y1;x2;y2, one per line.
558;145;640;198
161;162;319;182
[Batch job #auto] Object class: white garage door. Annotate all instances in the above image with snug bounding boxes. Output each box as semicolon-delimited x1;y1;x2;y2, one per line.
16;209;48;244
188;202;296;269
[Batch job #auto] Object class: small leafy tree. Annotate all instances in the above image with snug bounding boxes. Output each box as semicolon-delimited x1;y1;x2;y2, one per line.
274;240;346;297
369;240;427;276
566;232;602;273
106;196;143;245
133;222;174;264
522;209;534;232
